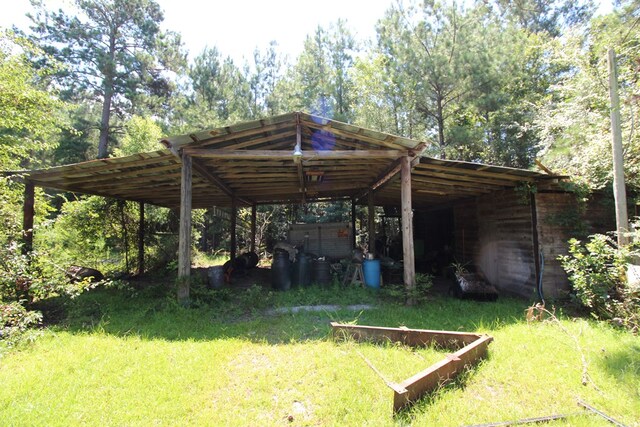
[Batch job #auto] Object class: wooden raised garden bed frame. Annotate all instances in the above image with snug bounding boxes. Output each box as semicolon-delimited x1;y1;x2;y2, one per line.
330;322;493;412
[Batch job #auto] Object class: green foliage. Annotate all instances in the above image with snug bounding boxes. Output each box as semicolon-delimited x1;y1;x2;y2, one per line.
494;0;595;36
514;182;537;205
278;20;358;122
560;234;640;331
0;30;66;169
374;1;550;167
538;2;640;189
383;272;433;305
36;196;179;276
0;301;42;346
180;46;251;130
28;0;186;158
113;115;163;156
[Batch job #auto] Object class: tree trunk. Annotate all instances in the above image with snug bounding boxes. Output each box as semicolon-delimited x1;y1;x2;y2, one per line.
98;37;116;159
436;95;446;159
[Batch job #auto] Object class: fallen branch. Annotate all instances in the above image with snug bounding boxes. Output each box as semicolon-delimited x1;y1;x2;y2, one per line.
525;304;597;390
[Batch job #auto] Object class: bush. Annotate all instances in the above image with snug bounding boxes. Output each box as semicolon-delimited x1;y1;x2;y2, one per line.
560;234;640;331
382;272;433;305
0;301;42;346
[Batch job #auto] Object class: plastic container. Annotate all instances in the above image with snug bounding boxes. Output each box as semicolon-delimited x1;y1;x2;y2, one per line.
271;251;292;291
313;258;332;287
291;252;312;288
207;266;225;289
363;259;381;289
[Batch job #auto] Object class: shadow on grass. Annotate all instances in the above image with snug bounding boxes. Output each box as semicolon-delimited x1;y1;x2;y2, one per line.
597;343;640;393
41;273;531;346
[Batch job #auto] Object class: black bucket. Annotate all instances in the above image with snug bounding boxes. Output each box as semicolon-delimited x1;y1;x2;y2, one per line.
313;259;332;287
291;253;312;288
271;251;292;291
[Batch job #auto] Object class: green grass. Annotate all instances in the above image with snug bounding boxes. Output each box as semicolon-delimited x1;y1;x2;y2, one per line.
192;250;229;267
1;281;639;426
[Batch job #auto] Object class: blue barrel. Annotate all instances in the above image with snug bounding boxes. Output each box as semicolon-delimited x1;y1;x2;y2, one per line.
363;259;381;289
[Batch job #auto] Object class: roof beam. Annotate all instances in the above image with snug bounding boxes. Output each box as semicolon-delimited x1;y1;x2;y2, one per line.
355;143;426;201
162;139;254;206
417;161;538;182
191;158;253;206
183;148;407;160
294;120;306;203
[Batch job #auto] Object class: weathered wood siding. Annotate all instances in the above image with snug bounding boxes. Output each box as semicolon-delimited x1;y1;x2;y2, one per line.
454;189;536;298
450;188;616;299
535;191;615;299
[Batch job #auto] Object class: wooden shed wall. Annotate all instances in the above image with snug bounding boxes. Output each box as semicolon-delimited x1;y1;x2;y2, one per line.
535;191;616;299
453;189;537;298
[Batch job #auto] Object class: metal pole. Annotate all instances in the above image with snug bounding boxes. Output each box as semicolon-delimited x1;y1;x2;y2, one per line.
608;48;629;245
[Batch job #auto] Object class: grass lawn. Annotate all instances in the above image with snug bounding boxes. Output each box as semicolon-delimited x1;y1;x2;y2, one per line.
1;278;639;426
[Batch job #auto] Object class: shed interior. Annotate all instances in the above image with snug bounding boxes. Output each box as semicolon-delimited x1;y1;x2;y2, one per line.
21;112;578;298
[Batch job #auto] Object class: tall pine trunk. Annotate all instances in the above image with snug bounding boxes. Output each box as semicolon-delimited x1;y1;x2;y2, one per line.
436;94;446;159
98;36;116;159
98;85;113;159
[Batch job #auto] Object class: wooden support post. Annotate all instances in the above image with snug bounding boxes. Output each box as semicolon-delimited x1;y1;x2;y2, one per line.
230;197;237;260
177;153;192;305
137;201;145;276
22;180;35;255
530;193;541;301
401;156;416;305
250;203;257;253
351;197;357;249
368;191;375;254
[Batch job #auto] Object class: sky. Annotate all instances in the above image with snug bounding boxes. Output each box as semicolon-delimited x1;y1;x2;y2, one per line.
0;0;615;66
0;0;394;65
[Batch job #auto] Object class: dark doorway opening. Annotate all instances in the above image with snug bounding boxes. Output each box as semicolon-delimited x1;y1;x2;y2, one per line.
414;207;455;277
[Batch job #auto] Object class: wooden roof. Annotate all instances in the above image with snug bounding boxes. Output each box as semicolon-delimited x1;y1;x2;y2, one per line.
24;112;563;209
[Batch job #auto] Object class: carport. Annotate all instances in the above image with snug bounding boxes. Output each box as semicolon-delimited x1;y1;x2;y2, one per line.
22;112;568;303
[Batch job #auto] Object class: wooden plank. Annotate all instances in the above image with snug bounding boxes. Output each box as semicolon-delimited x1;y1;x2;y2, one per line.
221;129;297;150
49;163;181;186
250;204;257;253
295;122;306;201
184;148;406;160
351;197;357;249
303;121;413;150
417;162;537;182
368;191;376;252
393;334;494;412
30;152;175;179
191;157;253;206
230;197;237;260
412;175;501;191
177;153;192;305
330;323;482;348
401;156;416;304
138;202;145;275
22;180;35;254
165;115;296;149
330;323;493;413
